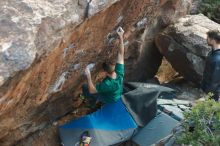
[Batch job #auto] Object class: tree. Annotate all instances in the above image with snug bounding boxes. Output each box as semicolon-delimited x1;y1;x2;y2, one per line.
199;0;220;23
176;98;220;146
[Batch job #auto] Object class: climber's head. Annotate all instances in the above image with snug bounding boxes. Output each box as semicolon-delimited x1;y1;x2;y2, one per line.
207;30;220;48
102;61;115;76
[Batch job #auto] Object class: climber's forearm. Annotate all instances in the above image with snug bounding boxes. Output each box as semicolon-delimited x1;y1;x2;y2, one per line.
87;76;97;94
119;36;124;56
117;36;124;64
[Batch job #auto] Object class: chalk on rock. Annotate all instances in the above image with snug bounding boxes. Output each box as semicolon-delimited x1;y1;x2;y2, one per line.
124;40;129;46
117;16;123;24
98;1;105;6
68;43;76;49
63;43;76;58
86;63;95;71
63;47;69;58
73;63;81;70
50;72;68;93
106;33;117;45
136;17;148;28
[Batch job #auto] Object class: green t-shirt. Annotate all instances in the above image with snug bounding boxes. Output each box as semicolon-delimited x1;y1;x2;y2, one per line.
96;63;124;103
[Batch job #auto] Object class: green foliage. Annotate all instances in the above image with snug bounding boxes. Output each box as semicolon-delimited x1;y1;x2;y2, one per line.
176;99;220;146
199;0;220;21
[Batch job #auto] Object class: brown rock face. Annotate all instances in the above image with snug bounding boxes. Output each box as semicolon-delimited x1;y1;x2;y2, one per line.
155;14;220;85
0;0;191;145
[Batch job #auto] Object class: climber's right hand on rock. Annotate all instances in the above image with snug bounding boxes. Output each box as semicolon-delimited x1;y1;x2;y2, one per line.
116;27;124;38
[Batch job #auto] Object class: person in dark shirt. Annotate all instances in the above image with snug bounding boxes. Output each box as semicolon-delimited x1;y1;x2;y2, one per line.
83;27;125;104
201;30;220;101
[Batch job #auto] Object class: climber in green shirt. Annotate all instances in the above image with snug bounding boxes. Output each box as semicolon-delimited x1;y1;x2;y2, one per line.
83;27;125;104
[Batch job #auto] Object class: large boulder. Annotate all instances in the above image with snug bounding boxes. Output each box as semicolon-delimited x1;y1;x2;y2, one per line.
0;0;191;145
124;0;191;81
156;14;220;85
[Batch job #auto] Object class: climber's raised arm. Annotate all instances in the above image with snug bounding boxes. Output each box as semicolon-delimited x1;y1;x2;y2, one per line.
85;67;97;94
116;27;125;65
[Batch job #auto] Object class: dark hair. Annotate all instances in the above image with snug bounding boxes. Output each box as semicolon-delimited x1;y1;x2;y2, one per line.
207;30;220;43
102;61;115;74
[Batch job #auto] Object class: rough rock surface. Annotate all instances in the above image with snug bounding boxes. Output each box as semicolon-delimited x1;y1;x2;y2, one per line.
0;0;191;145
0;0;119;87
124;0;191;82
156;14;220;85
